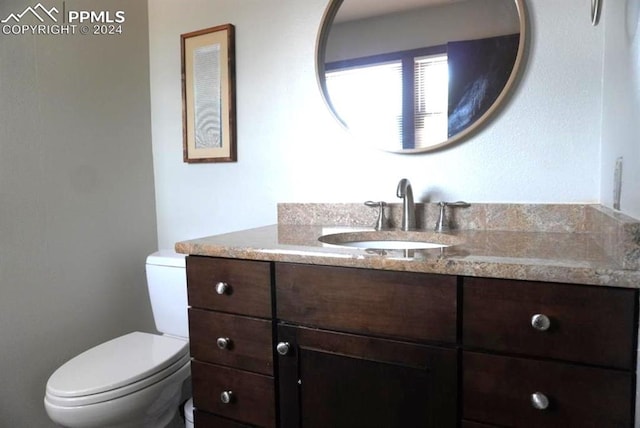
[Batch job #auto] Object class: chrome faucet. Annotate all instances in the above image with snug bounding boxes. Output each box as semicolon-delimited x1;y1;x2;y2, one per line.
396;178;416;231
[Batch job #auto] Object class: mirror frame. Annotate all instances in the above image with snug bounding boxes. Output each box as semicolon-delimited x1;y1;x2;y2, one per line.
316;0;528;154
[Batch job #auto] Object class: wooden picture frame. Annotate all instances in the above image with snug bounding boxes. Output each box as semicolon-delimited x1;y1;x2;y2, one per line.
181;24;236;163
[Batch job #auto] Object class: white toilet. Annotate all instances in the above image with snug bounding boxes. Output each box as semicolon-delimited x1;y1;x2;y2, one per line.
44;250;192;428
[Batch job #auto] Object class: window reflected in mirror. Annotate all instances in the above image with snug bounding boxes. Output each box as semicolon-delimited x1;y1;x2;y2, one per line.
326;51;449;151
318;0;527;153
326;61;403;147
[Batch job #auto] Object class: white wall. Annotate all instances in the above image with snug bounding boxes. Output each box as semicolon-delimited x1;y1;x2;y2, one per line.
149;0;604;249
600;0;640;219
0;0;157;425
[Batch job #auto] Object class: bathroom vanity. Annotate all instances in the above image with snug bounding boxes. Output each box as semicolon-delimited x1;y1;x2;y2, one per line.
177;203;640;428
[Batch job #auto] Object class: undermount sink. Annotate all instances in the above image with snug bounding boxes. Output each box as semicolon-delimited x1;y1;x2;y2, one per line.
331;240;447;250
318;230;463;250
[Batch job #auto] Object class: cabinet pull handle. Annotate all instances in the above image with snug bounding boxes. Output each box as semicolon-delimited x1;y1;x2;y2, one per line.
276;342;291;356
531;392;550;410
215;281;230;295
531;314;551;331
220;390;234;404
216;337;232;350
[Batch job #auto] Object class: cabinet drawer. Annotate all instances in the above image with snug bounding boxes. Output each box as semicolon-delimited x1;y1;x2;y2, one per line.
192;360;275;428
194;410;254;428
463;277;637;369
461;422;499;428
187;257;272;318
463;351;633;428
276;263;457;343
189;309;273;375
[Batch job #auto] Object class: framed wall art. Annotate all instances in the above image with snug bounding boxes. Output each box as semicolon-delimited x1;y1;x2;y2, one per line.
181;24;237;163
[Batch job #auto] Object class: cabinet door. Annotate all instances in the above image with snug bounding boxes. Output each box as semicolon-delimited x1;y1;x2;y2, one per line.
277;324;458;428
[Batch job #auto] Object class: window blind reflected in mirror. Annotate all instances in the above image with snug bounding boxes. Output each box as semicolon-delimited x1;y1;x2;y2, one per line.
326;54;449;151
414;54;448;149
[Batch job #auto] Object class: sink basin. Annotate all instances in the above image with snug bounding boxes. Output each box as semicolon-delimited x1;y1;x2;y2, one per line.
331;240;447;250
318;230;463;250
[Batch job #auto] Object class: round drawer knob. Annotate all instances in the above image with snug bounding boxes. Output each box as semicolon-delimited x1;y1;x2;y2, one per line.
215;281;230;295
220;390;234;404
276;341;291;356
531;314;551;331
531;392;550;410
216;337;232;350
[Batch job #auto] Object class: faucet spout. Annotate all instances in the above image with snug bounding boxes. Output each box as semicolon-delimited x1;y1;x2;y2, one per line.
396;178;416;231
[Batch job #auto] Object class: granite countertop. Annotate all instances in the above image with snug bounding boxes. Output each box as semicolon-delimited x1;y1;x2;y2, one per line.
175;203;640;288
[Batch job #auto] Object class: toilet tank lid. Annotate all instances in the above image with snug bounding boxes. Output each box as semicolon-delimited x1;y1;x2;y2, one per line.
146;250;186;268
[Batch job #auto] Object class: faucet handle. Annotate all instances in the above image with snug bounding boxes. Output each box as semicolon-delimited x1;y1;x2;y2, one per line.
435;201;470;233
442;201;470;208
364;201;387;230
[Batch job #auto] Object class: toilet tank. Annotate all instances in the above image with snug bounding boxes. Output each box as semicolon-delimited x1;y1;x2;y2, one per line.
145;250;188;339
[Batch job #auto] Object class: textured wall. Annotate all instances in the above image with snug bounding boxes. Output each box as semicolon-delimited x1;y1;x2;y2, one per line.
149;0;605;250
0;0;157;425
600;0;640;219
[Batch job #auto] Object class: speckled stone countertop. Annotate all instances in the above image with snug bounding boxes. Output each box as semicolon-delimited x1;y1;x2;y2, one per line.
175;203;640;289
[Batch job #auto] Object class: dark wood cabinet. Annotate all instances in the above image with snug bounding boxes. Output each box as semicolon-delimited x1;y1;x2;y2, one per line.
463;351;634;428
187;256;272;318
194;411;255;427
185;256;638;428
461;421;500;428
277;324;458;428
275;263;457;343
274;263;459;428
462;277;638;427
463;277;637;369
189;309;273;375
187;256;275;427
192;360;276;427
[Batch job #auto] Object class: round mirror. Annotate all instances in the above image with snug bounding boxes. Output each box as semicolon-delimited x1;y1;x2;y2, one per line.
316;0;527;153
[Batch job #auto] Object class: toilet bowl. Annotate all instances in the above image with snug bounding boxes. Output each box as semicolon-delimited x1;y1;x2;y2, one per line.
44;251;191;428
45;332;189;428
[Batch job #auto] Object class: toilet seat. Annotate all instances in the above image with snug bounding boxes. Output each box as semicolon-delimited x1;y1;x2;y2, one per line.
45;331;189;407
